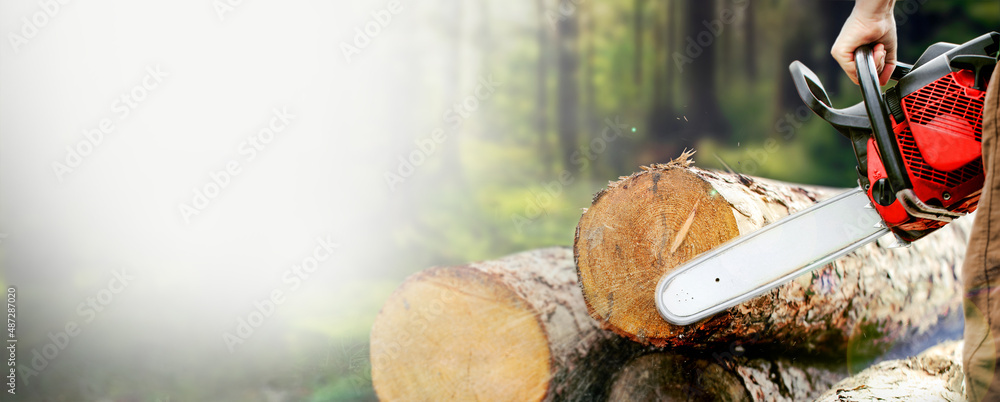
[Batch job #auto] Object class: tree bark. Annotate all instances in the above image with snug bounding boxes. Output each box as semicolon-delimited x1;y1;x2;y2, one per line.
370;247;644;401
814;341;965;401
607;352;847;401
574;153;971;354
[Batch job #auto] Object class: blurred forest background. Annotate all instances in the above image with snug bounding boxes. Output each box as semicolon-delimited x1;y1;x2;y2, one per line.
388;0;997;272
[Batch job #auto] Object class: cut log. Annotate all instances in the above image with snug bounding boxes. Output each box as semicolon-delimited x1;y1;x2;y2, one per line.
607;353;749;402
369;247;645;401
814;341;965;401
574;152;971;354
606;352;847;401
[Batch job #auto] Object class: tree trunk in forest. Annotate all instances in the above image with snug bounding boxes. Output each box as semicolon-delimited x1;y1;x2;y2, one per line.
775;1;822;117
816;1;854;93
814;341;965;401
582;0;604;179
370;247;645;401
443;0;465;182
556;0;580;171
633;0;644;86
718;0;732;89
537;0;553;176
643;0;684;165
574;153;970;354
680;0;729;141
607;352;847;401
648;1;675;143
743;2;756;80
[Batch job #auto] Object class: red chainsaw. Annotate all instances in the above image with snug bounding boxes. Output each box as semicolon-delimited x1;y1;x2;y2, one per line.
657;32;999;325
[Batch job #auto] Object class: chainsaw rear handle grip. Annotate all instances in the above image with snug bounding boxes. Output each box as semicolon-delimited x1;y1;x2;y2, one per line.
855;45;913;194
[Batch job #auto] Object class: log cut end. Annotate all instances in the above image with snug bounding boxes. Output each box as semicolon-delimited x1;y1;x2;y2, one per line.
370;266;550;401
574;155;740;345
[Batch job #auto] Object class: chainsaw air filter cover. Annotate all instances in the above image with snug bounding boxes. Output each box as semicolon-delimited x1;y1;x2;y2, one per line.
866;34;997;240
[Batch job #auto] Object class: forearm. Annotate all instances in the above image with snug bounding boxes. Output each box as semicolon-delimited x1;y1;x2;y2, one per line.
853;0;896;18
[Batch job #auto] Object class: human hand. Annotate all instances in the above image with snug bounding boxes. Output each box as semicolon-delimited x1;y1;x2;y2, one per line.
831;1;897;85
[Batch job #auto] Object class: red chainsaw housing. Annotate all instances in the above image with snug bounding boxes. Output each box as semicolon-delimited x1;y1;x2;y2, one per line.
865;70;987;242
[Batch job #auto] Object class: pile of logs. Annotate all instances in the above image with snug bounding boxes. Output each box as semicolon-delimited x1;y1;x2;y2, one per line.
814;341;965;401
369;154;971;400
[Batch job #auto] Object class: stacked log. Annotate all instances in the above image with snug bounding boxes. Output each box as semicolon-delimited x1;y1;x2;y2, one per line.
370;154;971;400
607;352;846;401
369;248;641;401
814;341;965;401
574;154;969;356
369;247;851;400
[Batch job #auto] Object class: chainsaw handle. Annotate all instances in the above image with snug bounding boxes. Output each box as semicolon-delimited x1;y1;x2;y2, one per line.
855;45;912;194
789;61;872;137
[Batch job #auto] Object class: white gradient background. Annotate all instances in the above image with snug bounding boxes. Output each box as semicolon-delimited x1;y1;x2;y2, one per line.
0;0;491;399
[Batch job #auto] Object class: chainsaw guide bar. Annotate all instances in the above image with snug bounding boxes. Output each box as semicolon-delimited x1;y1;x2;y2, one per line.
656;188;889;325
